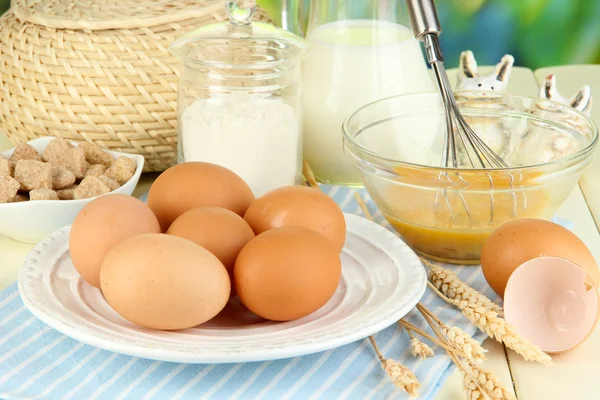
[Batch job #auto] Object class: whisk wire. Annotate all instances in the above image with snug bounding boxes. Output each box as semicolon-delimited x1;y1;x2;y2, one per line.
418;31;515;222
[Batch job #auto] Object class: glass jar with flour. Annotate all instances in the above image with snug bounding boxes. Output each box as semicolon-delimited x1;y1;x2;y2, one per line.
169;0;308;197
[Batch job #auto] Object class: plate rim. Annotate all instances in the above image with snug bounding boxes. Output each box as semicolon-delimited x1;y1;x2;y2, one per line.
18;213;427;364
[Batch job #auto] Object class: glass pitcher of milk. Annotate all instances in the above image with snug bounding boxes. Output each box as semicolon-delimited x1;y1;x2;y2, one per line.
298;0;435;186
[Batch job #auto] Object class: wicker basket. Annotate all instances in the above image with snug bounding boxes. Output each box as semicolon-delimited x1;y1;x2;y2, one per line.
0;0;273;171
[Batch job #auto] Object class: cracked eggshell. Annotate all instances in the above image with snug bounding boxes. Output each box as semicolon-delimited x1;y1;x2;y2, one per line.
504;256;599;353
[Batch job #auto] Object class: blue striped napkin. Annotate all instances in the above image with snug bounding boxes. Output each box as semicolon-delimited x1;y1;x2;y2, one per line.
1;185;539;400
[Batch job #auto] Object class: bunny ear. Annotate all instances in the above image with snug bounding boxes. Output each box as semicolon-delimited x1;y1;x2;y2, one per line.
569;85;593;115
539;74;559;100
459;50;477;78
494;54;515;82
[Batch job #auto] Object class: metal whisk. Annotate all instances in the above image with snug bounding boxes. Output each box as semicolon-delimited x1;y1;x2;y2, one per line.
405;0;517;221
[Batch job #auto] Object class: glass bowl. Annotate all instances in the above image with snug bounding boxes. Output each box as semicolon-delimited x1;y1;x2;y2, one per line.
342;91;598;264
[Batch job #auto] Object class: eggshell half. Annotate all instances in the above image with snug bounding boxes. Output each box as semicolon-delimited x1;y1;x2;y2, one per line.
504;256;599;353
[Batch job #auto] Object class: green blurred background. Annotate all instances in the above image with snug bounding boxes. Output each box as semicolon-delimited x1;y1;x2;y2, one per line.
258;0;600;69
0;0;597;69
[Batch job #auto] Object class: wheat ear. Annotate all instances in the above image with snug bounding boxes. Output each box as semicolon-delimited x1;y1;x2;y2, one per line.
368;336;421;397
303;162;420;395
400;319;469;358
417;304;487;364
419;308;516;400
462;362;516;400
405;328;435;360
462;305;551;365
423;259;504;315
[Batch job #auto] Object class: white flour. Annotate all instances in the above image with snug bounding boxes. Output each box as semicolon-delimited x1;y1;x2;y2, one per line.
180;95;301;197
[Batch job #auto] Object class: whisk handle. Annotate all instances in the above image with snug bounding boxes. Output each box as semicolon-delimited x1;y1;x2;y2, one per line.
405;0;442;40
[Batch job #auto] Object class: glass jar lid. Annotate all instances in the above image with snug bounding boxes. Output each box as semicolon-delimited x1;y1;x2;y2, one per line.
169;0;308;69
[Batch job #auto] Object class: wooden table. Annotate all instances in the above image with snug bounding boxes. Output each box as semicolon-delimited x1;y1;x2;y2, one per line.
1;65;599;399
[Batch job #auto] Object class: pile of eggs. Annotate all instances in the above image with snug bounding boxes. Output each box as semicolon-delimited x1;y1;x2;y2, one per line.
69;162;346;330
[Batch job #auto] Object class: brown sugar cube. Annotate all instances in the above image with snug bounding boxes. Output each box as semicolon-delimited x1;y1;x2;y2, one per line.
43;138;87;179
80;142;115;168
104;156;136;185
98;175;120;192
57;185;78;200
0;176;20;203
52;165;76;190
74;176;110;199
14;160;53;191
30;188;59;201
9;143;42;163
85;164;107;178
0;158;14;177
65;147;87;179
42;137;72;163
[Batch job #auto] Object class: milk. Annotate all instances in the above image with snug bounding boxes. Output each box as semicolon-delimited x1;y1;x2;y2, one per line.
302;19;435;185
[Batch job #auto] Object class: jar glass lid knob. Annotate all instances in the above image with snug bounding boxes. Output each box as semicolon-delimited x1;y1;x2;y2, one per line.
169;0;308;63
226;0;256;26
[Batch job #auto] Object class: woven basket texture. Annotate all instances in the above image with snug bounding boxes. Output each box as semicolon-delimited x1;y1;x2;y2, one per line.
0;0;273;171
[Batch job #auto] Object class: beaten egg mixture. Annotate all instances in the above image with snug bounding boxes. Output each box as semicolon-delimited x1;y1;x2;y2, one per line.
373;168;550;263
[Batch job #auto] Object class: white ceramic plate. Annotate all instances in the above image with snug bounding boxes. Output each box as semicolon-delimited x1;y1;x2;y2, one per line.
18;213;427;364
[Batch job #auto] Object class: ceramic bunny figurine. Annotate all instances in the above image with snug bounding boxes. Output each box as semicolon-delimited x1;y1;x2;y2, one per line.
518;75;594;166
538;74;593;116
456;50;515;92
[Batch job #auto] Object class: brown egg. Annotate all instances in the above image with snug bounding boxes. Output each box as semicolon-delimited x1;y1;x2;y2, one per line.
243;185;346;252
481;219;600;298
167;206;255;295
100;233;231;330
147;162;255;231
69;194;161;288
234;226;342;321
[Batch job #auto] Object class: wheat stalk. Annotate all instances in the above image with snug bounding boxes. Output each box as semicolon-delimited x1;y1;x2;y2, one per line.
368;336;421;397
424;259;504;315
417;304;487;364
418;308;516;400
405;328;435;360
302;160;319;188
400;319;469;358
303;162;420;395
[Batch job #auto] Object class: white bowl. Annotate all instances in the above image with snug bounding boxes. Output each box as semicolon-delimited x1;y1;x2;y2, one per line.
1;137;144;243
